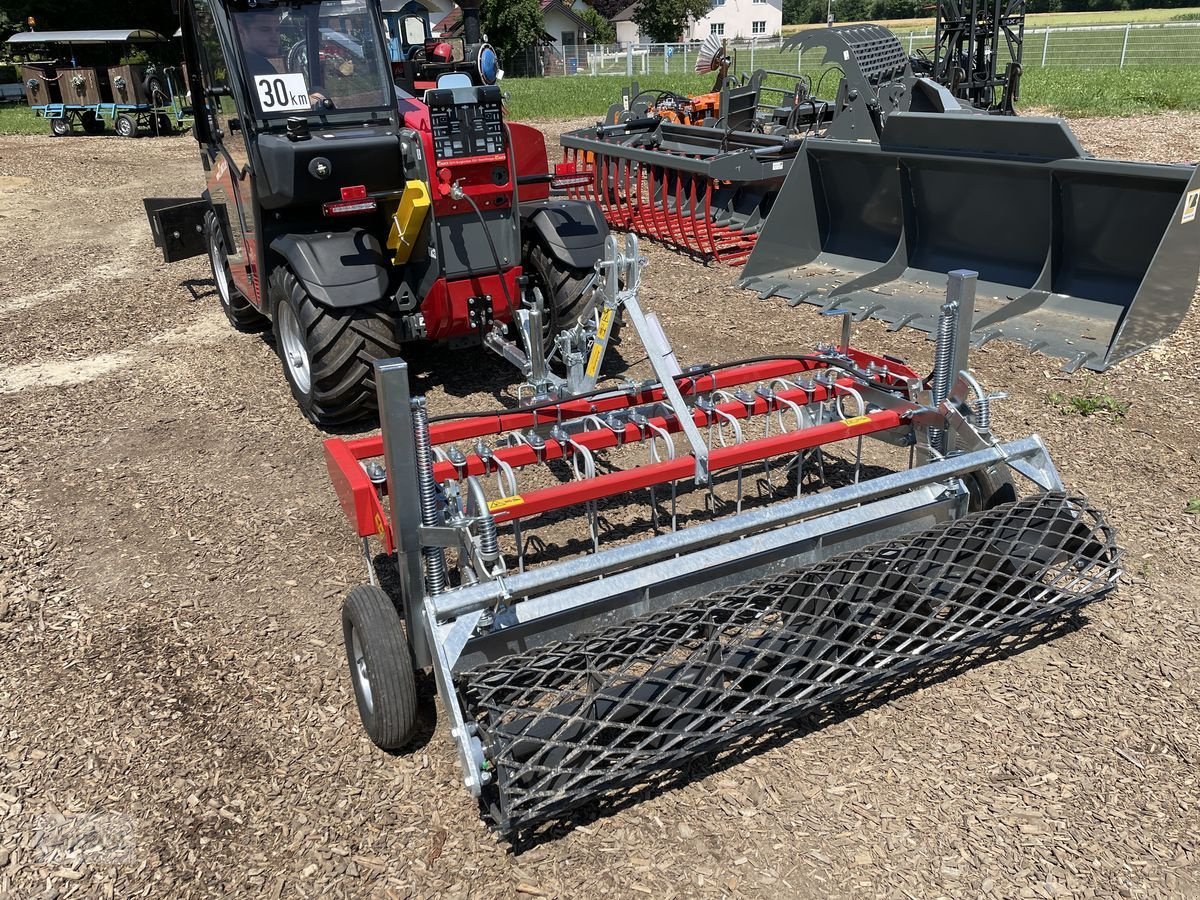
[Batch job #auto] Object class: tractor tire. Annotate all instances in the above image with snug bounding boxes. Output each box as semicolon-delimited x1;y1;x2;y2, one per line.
342;584;418;750
49;116;71;137
81;111;105;134
115;113;139;138
205;211;268;333
270;267;402;427
523;241;596;351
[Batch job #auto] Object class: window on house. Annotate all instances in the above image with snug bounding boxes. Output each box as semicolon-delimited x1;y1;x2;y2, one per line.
751;20;767;34
753;0;767;4
710;22;725;35
712;0;725;6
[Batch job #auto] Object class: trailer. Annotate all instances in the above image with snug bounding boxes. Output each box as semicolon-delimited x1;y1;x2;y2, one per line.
6;29;192;137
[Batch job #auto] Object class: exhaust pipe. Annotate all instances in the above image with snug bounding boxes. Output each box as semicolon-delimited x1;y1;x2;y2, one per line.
459;0;482;46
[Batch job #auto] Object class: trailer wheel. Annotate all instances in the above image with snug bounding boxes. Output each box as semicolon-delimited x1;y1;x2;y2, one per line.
49;117;70;137
524;241;597;351
154;113;174;135
115;114;139;138
81;111;105;135
205;211;268;333
342;584;418;750
270;267;401;426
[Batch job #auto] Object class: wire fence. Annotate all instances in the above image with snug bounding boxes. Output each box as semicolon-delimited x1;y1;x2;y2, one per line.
513;21;1200;78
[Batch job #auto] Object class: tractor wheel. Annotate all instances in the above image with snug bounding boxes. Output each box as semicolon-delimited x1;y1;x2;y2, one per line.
115;113;139;138
270;267;401;427
205;211;268;333
49;117;71;137
81;111;105;134
342;584;418;750
523;241;596;352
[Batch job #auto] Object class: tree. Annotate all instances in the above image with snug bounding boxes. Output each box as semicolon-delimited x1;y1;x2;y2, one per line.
632;0;711;42
579;6;616;43
480;0;545;76
588;0;632;17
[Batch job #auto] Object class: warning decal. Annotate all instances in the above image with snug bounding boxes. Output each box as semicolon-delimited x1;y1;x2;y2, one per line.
487;495;525;512
1183;189;1199;225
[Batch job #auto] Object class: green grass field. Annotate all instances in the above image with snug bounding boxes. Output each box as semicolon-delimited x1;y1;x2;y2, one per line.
784;5;1200;33
3;64;1199;135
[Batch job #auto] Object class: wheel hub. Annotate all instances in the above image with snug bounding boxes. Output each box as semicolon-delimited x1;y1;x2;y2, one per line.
351;627;373;715
277;303;312;395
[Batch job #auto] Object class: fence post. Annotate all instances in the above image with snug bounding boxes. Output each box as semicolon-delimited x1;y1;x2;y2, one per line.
683;44;688;73
626;44;633;77
664;43;668;75
750;39;756;70
909;32;915;52
1042;27;1050;66
1120;23;1131;68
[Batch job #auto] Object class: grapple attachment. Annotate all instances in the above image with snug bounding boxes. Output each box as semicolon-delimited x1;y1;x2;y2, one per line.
739;113;1200;371
326;266;1122;835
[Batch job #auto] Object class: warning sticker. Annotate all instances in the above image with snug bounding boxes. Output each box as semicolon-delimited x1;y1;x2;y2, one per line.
487;495;525;512
585;308;616;378
842;415;872;427
373;512;388;543
253;72;312;113
1183;189;1200;225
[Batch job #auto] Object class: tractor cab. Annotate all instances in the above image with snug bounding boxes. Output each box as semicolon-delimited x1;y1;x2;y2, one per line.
381;2;500;97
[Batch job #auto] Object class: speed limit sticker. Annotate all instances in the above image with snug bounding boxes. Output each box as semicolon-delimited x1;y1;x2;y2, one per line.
254;72;311;112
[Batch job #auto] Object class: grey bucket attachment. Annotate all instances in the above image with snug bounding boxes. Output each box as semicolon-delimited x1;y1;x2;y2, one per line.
739;112;1200;371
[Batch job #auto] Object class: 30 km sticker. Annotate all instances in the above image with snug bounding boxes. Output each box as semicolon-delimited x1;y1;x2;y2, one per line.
487;495;525;512
842;415;872;427
1183;189;1200;225
255;72;312;112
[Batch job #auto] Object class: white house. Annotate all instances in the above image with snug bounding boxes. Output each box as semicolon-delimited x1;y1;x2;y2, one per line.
685;0;783;41
610;0;783;44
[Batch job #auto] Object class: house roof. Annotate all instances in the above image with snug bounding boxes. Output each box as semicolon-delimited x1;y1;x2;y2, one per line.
540;0;590;30
610;4;640;23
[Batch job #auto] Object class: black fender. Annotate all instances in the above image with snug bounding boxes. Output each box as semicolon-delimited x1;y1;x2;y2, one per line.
270;230;389;309
520;200;609;272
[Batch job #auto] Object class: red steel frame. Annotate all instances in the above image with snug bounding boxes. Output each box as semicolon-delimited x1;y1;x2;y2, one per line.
563;146;758;266
326;353;919;553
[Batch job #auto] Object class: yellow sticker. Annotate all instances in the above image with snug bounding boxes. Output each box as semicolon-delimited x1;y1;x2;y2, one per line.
1184;189;1199;225
842;415;872;427
596;306;615;341
373;512;388;543
487;495;525;512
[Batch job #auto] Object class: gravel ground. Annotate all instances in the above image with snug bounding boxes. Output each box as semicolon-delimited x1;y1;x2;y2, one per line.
1;112;1198;900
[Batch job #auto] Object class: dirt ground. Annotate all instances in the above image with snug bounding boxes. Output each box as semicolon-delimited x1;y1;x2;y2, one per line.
1;111;1198;900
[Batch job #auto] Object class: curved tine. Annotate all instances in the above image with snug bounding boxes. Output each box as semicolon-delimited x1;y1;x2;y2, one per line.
712;407;744;446
493;455;519;499
644;420;676;460
566;436;597;482
773;394;807;433
834;383;867;419
432;446;451;463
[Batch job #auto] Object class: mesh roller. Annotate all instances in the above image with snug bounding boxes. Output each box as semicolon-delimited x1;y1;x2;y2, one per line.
457;492;1120;832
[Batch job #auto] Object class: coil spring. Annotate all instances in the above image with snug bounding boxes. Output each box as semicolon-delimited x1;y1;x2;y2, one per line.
412;398;448;595
974;392;992;435
929;300;959;455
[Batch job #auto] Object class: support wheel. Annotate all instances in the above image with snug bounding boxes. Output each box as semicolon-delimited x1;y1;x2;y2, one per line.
966;465;1018;512
342;584;418;750
270;266;401;426
49;117;71;137
205;211;268;333
115;113;139;138
155;113;174;135
523;241;597;352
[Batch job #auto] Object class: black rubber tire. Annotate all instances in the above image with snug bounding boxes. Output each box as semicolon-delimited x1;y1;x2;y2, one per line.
523;241;595;351
145;75;168;107
966;465;1018;512
49;117;70;137
342;584;418;750
115;113;138;138
269;266;402;427
81;111;104;134
205;211;269;333
154;113;174;135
